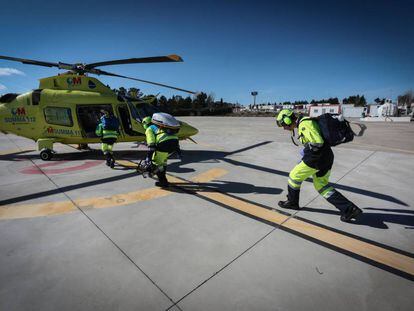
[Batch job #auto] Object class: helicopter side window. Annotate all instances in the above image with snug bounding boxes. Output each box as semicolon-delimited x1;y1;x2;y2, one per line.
44;107;73;127
32;89;42;105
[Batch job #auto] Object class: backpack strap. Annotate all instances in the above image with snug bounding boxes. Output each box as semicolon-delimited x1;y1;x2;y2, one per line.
347;121;366;137
290;129;299;146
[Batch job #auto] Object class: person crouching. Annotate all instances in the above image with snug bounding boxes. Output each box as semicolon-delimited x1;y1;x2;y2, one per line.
142;113;181;187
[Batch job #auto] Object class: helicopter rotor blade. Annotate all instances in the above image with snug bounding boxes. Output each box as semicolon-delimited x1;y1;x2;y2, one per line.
85;55;183;69
0;55;61;68
94;69;196;95
0;54;196;94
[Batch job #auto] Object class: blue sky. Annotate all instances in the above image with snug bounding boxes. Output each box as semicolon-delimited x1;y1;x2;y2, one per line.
0;0;413;105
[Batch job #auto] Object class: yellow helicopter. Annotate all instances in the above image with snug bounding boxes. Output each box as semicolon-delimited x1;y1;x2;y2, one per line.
0;54;198;160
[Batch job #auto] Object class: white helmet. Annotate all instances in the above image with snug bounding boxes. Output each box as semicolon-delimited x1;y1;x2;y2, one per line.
151;112;180;129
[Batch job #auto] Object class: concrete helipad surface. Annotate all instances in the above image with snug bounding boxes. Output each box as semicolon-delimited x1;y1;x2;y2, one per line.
1;117;413;311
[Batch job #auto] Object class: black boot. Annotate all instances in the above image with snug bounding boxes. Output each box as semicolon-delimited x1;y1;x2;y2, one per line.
155;167;169;187
326;191;362;222
278;198;300;209
340;204;363;222
104;152;111;166
109;155;115;168
278;187;300;209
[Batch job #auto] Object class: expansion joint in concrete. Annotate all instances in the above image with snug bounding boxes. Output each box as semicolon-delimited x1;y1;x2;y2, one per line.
5;134;179;309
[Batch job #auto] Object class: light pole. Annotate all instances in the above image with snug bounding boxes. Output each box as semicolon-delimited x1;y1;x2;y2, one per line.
251;91;258;108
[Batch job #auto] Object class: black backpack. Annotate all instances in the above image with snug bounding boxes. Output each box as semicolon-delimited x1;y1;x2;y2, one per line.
101;116;119;131
314;113;354;146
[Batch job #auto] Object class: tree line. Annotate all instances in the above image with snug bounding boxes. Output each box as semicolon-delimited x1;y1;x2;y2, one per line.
149;92;234;116
138;90;413;116
257;92;413;108
260;95;367;107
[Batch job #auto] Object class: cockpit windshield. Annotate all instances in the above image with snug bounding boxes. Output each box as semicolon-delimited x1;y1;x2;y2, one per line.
134;103;161;120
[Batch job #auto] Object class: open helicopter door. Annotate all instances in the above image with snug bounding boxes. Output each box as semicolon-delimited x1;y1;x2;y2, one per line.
77;104;114;138
118;104;136;136
125;100;145;135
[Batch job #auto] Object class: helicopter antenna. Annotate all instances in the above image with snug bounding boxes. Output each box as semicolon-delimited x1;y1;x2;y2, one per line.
0;54;196;94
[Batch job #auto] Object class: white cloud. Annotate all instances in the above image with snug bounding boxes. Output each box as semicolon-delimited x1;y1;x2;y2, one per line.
0;68;25;76
0;83;6;91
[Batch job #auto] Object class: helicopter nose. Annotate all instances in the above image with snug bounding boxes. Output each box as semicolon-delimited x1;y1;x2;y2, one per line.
179;121;198;138
186;124;199;137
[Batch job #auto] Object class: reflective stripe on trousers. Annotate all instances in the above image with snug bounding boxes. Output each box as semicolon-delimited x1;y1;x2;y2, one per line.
152;151;169;167
318;184;336;199
101;143;114;154
288;161;356;212
288;161;317;189
288;161;333;196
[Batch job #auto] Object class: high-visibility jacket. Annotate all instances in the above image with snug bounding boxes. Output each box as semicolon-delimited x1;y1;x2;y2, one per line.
297;117;324;147
145;125;179;166
145;125;178;147
95;123;119;140
297;117;333;174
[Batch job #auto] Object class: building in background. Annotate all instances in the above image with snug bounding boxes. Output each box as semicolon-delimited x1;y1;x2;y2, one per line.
341;104;365;118
366;99;396;117
308;103;340;117
366;103;381;117
377;99;397;117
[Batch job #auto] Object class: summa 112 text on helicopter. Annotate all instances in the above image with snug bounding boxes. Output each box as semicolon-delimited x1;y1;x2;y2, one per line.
0;54;199;160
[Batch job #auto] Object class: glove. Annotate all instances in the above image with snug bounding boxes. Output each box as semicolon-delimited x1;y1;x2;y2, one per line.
296;148;305;164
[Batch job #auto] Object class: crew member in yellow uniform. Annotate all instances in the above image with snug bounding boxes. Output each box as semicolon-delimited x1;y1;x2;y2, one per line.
142;113;181;187
276;109;362;222
95;110;120;168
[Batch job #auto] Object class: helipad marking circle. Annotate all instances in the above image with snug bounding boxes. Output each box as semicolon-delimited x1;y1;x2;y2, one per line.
20;160;102;174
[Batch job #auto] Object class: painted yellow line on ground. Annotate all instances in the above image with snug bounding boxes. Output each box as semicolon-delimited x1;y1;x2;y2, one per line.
116;160;139;168
76;175;183;210
0;168;228;220
0;201;77;219
183;187;414;278
189;168;228;183
203;191;290;224
79;169;228;210
283;218;414;277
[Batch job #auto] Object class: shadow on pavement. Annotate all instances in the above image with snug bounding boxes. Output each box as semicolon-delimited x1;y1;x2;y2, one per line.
1;141;409;209
172;181;282;195
298;206;414;229
0;177;280;206
0;171;140;206
0;149;144;161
